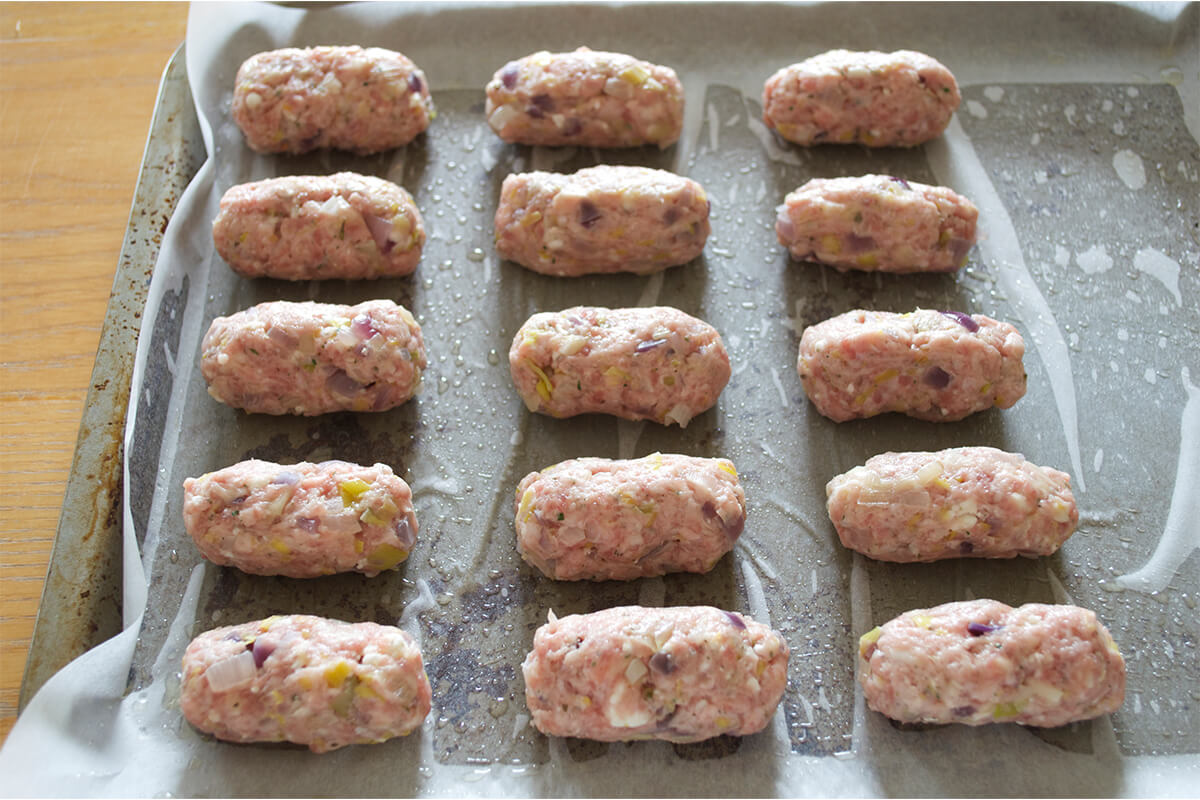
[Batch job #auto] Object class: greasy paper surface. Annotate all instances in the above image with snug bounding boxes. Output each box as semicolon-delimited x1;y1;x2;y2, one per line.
3;2;1198;796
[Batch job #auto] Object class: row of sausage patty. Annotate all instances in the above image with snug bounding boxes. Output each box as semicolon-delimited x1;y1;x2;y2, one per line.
232;45;959;155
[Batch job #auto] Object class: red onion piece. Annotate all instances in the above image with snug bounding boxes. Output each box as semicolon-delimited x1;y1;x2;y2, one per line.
271;471;300;485
297;516;319;533
251;637;276;668
500;66;518;90
890;176;912;190
530;93;554;112
578;200;602;228
948;236;974;265
267;326;299;349
351;313;380;340
409;72;423;93
845;234;876;254
967;622;1002;636
362;212;395;255
526;104;545;120
649;652;675;674
663;207;680;226
204;650;257;693
394;517;417;550
635;338;666;353
939;310;979;332
724;611;747;630
327;369;364;397
923;366;952;389
562;118;583;137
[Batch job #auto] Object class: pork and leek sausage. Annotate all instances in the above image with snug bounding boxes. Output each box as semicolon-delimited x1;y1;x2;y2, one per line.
201;299;426;416
495;166;710;276
523;606;789;742
827;447;1078;562
233;46;435;155
509;305;730;427
763;49;960;147
486;47;683;148
858;600;1125;727
183;459;418;578
213;173;425;280
181;615;431;752
776;175;977;273
515;453;745;581
797;309;1026;422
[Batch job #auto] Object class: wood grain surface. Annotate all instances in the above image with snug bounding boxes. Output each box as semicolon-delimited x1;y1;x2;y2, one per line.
0;2;188;746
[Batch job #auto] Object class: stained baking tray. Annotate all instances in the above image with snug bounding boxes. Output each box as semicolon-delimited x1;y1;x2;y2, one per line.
19;44;205;710
10;2;1199;796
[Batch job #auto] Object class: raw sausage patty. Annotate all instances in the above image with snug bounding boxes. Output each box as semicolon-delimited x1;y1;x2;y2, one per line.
486;47;683;148
515;453;744;580
510;305;730;426
201;299;426;416
213;173;424;280
859;600;1125;727
495;166;709;276
523;606;789;742
181;615;431;752
797;308;1026;422
763;49;959;147
233;46;435;155
827;447;1077;562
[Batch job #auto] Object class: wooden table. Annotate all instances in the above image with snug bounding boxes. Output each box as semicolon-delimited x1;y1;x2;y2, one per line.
0;2;188;746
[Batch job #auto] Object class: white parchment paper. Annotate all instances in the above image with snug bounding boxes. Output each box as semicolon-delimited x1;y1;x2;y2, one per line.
3;2;1198;796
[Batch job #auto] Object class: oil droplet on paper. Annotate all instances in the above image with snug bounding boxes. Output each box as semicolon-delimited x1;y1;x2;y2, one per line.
1112;149;1146;190
1075;244;1113;274
983;86;1005;102
1161;66;1184;86
1133;248;1182;305
966;100;988;119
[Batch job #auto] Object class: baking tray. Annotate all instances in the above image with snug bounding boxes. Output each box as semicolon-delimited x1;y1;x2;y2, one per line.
8;2;1198;796
19;43;206;710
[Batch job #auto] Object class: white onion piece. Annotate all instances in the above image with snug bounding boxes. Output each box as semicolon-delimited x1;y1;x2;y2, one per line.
916;460;944;486
204;650;257;693
775;207;795;240
894;489;932;507
663;403;693;427
488;103;521;133
560;335;588;356
603;76;634;99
